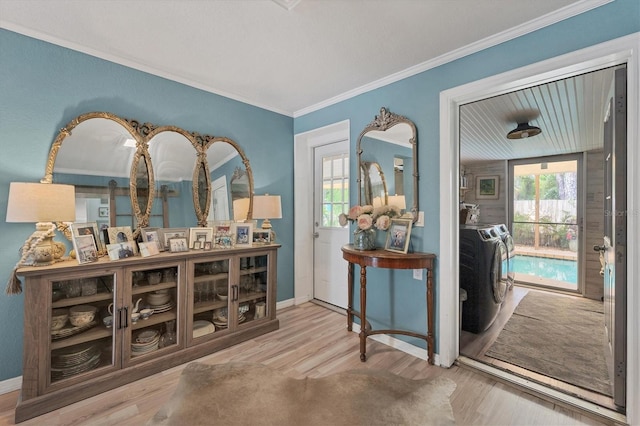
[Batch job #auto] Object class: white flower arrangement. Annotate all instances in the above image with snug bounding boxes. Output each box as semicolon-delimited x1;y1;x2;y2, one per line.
338;204;402;231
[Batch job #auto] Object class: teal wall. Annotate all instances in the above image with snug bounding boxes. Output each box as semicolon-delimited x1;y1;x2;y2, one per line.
0;0;637;382
0;29;293;381
294;0;639;350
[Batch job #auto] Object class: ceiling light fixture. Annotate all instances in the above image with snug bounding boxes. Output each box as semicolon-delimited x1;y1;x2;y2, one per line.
507;122;542;139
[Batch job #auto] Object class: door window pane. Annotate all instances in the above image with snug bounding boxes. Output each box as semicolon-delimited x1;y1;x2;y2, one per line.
321;154;349;227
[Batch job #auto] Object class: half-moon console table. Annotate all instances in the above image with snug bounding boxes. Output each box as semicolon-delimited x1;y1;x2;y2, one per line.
341;244;436;364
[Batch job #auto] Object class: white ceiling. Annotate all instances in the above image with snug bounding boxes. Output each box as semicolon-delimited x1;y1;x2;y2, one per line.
0;0;603;117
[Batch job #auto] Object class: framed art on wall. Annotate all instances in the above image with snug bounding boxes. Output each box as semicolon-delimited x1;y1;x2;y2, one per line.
475;175;499;200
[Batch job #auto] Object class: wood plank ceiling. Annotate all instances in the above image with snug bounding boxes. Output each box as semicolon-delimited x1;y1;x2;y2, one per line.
460;66;616;164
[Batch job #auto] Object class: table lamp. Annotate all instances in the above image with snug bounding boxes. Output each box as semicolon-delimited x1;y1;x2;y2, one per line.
252;194;282;243
6;182;76;267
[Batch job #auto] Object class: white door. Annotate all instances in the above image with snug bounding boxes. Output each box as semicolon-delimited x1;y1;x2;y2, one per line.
599;65;626;408
209;176;229;223
313;141;349;308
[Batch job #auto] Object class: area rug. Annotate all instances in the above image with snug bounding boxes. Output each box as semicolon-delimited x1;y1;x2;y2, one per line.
147;362;457;425
485;291;611;396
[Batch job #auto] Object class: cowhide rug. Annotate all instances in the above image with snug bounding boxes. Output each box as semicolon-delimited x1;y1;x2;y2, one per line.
147;362;456;425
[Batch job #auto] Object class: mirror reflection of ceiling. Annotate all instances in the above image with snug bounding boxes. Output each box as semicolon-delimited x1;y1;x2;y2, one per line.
460;66;615;163
365;124;413;148
54;118;135;177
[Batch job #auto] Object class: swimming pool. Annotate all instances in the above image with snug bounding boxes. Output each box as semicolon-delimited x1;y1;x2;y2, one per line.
511;255;577;284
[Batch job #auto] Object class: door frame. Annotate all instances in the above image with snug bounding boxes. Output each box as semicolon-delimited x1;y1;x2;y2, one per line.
293;120;350;305
439;33;639;422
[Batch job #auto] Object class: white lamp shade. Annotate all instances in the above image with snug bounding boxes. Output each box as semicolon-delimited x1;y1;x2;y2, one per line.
6;183;76;223
252;195;282;220
233;197;251;221
388;195;406;209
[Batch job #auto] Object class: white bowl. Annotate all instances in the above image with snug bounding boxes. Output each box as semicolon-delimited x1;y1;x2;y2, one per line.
69;312;95;327
51;309;69;330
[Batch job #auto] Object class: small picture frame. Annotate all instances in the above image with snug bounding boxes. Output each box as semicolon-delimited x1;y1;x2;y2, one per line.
159;228;188;250
189;227;214;249
107;226;137;254
252;229;271;245
203;241;212;250
385;218;413;254
72;234;99;264
139;242;160;258
475;175;500;200
232;223;253;246
141;227;164;252
71;222;104;254
98;206;109;217
106;241;137;260
169;237;189;253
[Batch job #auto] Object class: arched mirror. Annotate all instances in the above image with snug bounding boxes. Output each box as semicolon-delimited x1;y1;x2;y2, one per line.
357;107;418;220
203;137;254;223
146;127;199;228
360;162;388;207
43;112;155;238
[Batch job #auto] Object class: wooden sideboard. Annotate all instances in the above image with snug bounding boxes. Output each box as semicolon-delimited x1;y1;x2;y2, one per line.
15;245;279;422
341;244;436;364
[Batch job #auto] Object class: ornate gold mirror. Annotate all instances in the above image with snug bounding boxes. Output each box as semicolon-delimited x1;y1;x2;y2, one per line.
44;112;255;238
357;107;418;220
203;137;254;223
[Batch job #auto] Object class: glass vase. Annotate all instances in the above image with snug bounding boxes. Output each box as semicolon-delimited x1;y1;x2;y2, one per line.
353;228;376;250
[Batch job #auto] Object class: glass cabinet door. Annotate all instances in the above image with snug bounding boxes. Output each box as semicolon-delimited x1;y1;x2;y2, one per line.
238;254;269;325
49;273;117;385
192;259;230;339
128;265;181;361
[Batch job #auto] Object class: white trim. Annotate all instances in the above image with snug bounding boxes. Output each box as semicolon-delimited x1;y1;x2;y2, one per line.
293;0;612;117
350;323;438;365
276;298;295;311
0;375;21;395
440;32;639;424
293;120;350;306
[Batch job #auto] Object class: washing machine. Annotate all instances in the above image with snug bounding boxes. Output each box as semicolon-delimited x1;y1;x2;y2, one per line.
492;223;515;291
459;224;509;333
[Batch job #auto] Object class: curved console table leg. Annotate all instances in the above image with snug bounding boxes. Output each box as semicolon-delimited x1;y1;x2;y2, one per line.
359;264;367;362
347;262;354;332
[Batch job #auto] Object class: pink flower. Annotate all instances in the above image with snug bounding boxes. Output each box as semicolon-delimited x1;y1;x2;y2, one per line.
375;215;391;231
338;213;349;227
356;214;373;230
348;205;364;220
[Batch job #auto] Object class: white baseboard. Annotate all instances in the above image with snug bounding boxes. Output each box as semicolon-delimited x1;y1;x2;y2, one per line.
351;323;439;366
0;375;21;395
276;298;296;310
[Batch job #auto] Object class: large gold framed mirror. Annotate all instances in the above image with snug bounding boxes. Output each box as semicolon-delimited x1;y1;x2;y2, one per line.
357;107;418;220
43;111;254;238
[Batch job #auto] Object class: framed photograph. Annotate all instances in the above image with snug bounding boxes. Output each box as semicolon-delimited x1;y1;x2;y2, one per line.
189;227;214;249
252;229;271;244
141;227;164;252
72;234;99;264
232;223;253;246
159;228;188;250
71;222;104;254
475;175;500;200
98;206;109;217
213;221;232;236
139;242;160;258
385;218;413;254
107;241;137;260
107;226;137;254
169;237;189;253
203;241;212;250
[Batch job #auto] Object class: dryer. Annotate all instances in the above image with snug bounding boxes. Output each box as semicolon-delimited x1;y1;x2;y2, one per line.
459;225;508;333
492;223;515;291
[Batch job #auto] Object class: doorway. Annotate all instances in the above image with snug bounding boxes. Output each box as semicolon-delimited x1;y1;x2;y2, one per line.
438;35;639;422
509;155;582;292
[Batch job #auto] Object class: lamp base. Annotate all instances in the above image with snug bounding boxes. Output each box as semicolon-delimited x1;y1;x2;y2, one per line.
24;223;57;267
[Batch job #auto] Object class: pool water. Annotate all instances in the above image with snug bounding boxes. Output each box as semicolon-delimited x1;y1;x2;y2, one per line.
511;255;577;284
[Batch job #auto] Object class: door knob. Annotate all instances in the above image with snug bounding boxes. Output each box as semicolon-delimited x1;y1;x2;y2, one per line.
313;232;319;238
593;244;606;252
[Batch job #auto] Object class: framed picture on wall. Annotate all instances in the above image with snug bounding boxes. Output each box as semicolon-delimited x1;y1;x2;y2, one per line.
475;175;500;200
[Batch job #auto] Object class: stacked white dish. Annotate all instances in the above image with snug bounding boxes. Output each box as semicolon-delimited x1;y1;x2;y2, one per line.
146;290;173;313
212;308;246;328
51;342;101;380
193;320;215;338
131;329;160;356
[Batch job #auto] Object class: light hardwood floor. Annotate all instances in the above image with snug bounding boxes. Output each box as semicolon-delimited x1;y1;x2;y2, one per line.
0;303;611;425
460;286;617;411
